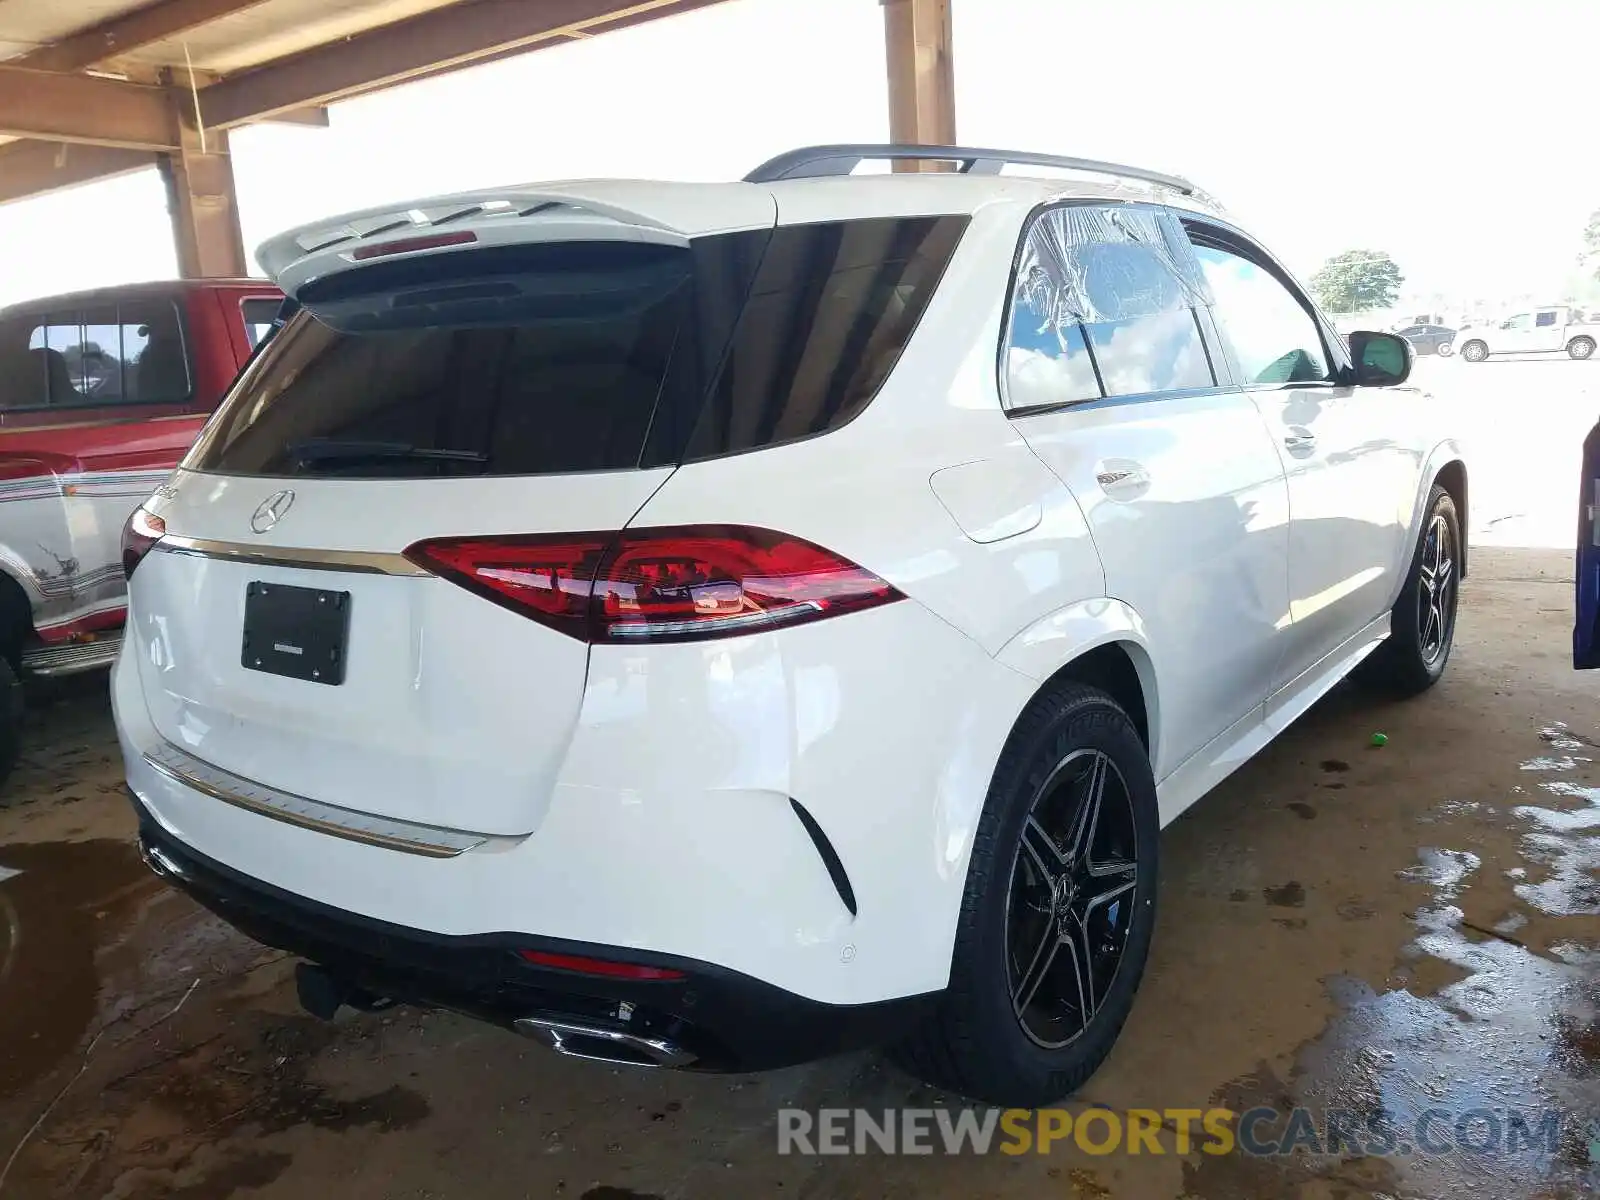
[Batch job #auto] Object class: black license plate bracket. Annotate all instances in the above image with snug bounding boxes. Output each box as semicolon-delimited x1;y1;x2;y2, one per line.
241;582;351;685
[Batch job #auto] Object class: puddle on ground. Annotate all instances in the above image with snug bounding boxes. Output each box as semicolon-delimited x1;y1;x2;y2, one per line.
0;838;162;1094
1187;727;1600;1200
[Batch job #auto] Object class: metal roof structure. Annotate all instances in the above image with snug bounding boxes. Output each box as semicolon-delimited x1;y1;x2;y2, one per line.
0;0;957;276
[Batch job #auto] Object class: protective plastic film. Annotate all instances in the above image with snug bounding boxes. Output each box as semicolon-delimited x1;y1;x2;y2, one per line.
1005;205;1214;409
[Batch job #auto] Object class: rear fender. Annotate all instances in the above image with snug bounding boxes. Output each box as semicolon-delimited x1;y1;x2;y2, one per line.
993;596;1163;774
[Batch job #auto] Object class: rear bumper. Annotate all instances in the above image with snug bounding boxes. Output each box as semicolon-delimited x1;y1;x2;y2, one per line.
131;793;932;1071
22;629;122;678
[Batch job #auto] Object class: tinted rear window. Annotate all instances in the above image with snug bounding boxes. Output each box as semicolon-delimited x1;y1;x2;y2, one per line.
187;216;967;480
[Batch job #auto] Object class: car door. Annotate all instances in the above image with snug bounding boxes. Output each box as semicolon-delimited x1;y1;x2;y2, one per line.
1002;202;1291;777
1531;309;1566;353
1576;418;1600;668
1498;312;1534;353
1179;217;1414;698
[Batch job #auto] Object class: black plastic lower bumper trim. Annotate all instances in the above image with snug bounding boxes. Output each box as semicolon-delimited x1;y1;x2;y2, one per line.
129;791;936;1072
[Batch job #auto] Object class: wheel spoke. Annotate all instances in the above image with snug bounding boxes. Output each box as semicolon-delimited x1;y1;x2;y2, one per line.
1011;913;1062;1016
1082;858;1137;903
1418;562;1436;598
1020;816;1066;882
1059;909;1096;1034
1063;753;1108;862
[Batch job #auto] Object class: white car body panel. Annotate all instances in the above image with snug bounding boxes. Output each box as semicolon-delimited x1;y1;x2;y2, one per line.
115;164;1466;1018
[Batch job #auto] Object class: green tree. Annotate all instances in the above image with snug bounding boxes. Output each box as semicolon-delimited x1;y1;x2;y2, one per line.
1585;208;1600;278
1309;250;1404;313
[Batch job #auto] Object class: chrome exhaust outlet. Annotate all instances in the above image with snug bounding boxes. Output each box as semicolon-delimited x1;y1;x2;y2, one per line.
514;1016;698;1068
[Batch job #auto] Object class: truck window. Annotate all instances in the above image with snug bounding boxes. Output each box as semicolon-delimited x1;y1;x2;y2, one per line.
1536;311;1560;328
0;299;190;409
241;297;281;348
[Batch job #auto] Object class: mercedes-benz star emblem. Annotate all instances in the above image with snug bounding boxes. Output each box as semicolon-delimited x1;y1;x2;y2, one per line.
250;489;295;534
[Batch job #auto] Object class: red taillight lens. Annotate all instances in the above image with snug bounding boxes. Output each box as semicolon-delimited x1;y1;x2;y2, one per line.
403;535;611;639
517;950;685;981
121;507;166;580
404;525;902;643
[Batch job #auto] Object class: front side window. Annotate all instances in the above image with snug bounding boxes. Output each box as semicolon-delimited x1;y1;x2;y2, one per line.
1003;204;1214;410
1504;313;1532;331
1188;237;1329;385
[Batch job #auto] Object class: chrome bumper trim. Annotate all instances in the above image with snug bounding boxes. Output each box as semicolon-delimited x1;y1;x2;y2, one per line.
154;536;428;577
141;740;497;858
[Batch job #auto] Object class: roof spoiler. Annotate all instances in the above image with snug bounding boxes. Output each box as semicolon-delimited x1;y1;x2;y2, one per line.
744;143;1199;196
256;187;726;299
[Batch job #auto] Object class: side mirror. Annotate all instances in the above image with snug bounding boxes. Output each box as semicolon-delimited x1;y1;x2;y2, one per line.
1348;330;1412;387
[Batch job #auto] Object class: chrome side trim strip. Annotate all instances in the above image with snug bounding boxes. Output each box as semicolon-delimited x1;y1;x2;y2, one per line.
154;535;428;577
142;741;499;858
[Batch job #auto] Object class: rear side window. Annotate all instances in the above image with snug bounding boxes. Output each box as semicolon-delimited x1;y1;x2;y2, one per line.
0;299;190;409
1536;311;1560;328
684;216;968;459
1003;204;1214;412
189;216;967;479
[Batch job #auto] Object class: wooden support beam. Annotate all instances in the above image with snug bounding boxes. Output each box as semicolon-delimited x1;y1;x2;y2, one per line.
11;0;271;74
0;141;157;204
261;106;330;128
159;113;246;277
0;66;176;150
198;0;731;127
881;0;956;162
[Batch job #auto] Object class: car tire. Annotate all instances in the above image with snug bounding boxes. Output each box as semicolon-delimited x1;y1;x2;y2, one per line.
1356;485;1460;697
1437;341;1453;357
1568;336;1595;361
1460;339;1488;363
0;657;21;790
893;682;1159;1106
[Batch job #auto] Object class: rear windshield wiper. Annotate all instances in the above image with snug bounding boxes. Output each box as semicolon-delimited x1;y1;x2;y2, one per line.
285;439;488;471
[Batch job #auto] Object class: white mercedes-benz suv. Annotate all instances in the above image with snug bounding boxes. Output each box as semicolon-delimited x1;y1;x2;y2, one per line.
116;145;1465;1105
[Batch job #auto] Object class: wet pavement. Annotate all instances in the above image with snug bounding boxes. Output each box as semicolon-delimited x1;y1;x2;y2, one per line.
1;543;1598;1197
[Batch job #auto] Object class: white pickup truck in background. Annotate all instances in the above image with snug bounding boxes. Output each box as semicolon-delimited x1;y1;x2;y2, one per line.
1455;305;1598;362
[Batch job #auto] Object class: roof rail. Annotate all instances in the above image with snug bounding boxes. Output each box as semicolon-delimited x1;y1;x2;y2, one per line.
744;143;1196;196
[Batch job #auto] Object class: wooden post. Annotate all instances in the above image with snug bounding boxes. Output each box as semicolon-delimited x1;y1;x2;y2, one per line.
882;0;956;167
160;78;246;278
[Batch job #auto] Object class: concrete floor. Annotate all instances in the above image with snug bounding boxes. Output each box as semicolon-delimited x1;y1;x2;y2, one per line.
1;359;1597;1200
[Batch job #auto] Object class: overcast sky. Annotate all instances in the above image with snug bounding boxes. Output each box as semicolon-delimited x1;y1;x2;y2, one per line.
2;0;1597;308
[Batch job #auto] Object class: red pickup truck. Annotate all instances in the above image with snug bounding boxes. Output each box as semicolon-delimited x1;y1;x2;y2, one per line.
0;278;283;783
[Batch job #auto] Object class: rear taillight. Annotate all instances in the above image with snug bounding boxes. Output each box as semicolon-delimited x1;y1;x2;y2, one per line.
121;507;166;580
404;525;902;643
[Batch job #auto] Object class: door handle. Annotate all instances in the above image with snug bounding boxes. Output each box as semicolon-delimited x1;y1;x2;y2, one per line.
1283;428;1316;454
1095;461;1151;499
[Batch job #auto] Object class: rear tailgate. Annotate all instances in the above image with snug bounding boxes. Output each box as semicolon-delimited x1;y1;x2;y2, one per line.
130;470;668;835
121;194;779;836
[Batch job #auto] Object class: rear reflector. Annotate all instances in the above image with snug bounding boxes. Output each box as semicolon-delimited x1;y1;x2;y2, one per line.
121;507;166;580
517;950;685;981
404;525;902;643
350;230;478;260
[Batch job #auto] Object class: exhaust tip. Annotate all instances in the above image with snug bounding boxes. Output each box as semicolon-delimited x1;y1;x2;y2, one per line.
514;1016;697;1068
